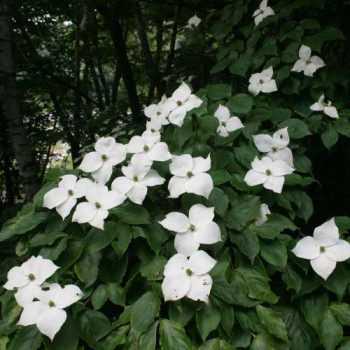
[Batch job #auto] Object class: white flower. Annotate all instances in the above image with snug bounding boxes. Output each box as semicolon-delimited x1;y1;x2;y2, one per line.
168;154;213;199
256;203;271;225
244;156;294;194
79;137;127;184
253;127;294;167
310;94;339;119
72;182;125;229
43;175;92;220
159;204;221;256
111;154;165;205
162;251;216;303
144;96;170;126
146;117;163;133
18;283;83;340
248;66;278;96
253;0;275;26
291;45;325;77
187;15;201;27
214;105;244;137
3;256;59;307
162;82;202;127
292;218;350;280
127;130;172;161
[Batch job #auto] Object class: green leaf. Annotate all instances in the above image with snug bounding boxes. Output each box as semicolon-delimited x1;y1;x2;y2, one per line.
57;237;85;270
330;303;350;326
75;251;102;287
259;239;287;268
317;310;343;350
230;229;260;261
107;283;125;306
234;146;258;168
229;56;251;77
111;222;132;257
131;291;160;333
278;119;311;139
39;237;68;260
256;305;289;342
139;322;158;350
196;304;221;341
225;195;261;230
86;222;117;252
209;170;230;185
206;84;231;100
159;319;193;350
318;28;345;41
210;57;233;74
208;187;229;217
30;231;67;247
301;292;328;329
251;333;289;350
141;256;167;281
252;214;297;239
321;124;339;149
198;339;235;350
102;325;129;350
110;202;150;224
281;263;302;292
91;285;109;310
9;326;42;350
228;93;253;114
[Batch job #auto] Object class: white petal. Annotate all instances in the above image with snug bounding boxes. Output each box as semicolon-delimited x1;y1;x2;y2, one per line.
127;183;148;205
264;176;285;193
324;106;339;119
183;94;202;111
186;274;212;303
174;232;200;256
111;177;134;195
3;267;29;290
73;178;93;198
325;240;350;262
291;59;307;73
159;212;190;233
217;126;229;137
263;6;274;17
270;160;294;176
79;152;103;173
128;154;153;180
254;13;264;26
53;284;83;309
108;143;127;166
189;250;216;275
164;254;189;277
214;105;230;122
18;301;49;326
272;127;289;148
299;45;311;61
248;82;262;96
310;254;336;280
192;155;211;174
313;218;339;247
244;170;267;187
261;66;274;81
92;162;113;184
30;256;59;285
170;154;193;177
127;136;145;154
162;274;190;301
142;130;161;147
102;190;126;209
86;183;109;205
260;0;268;10
72;202;97;224
310;102;324;112
144;104;158;118
310;55;325;69
256;203;271;225
189;204;214;226
262;80;277;94
226;117;244;132
58;175;77;190
291;236;320;260
43;188;68;209
88;209;108;230
168;176;187;198
56;197;77;220
37;308;67;340
172;82;192;103
147;142;172;161
141;169;165;187
304;64;317;77
186;173;213;199
253;134;273;152
168;106;187;127
267;148;294;167
15;284;42;307
193;222;222;245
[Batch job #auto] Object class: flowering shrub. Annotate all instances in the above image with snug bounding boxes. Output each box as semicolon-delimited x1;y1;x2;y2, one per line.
1;1;350;349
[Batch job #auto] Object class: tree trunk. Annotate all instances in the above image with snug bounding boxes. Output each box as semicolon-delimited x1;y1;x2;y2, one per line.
0;0;40;201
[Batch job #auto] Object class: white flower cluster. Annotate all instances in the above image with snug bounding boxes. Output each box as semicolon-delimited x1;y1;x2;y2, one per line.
3;256;82;340
245;128;295;193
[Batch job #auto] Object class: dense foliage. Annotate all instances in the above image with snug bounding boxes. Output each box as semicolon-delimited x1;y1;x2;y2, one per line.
1;0;350;349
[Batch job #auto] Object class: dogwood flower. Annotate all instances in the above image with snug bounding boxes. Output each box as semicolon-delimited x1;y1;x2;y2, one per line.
18;283;83;340
162;250;216;303
253;127;294;167
72;182;125;229
146;117;163;133
291;45;325;77
144;96;170;126
159;204;221;256
43;175;92;220
292;218;350;280
111;154;165;205
256;203;271;225
168;154;213;198
127;130;172;161
187;15;201;27
214;105;244;137
244;156;294;193
310;94;339;119
248;66;278;96
79;137;127;184
162;82;202;127
253;0;275;26
3;256;59;307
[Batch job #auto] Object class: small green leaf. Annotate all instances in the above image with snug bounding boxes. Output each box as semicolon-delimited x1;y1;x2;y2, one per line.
159;319;193;350
75;251;102;287
301;292;328;329
9;326;42;350
228;93;253;114
252;214;297;239
91;285;109;310
196;304;221;341
206;84;231;100
330;303;350;326
317;310;343;350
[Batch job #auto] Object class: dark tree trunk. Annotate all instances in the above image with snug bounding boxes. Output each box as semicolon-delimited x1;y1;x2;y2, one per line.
0;0;40;201
111;64;122;106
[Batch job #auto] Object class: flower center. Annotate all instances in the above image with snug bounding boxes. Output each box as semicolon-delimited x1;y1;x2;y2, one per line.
187;171;193;178
133;175;138;182
28;273;35;281
143;145;149;151
320;246;326;253
95;202;101;209
307;59;312;64
151;128;156;132
101;154;108;162
271;146;277;153
221;122;226;127
186;269;193;276
156;111;161;116
68;189;74;196
259;79;264;84
48;300;55;307
177;100;183;106
189;224;195;231
265;169;272;176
